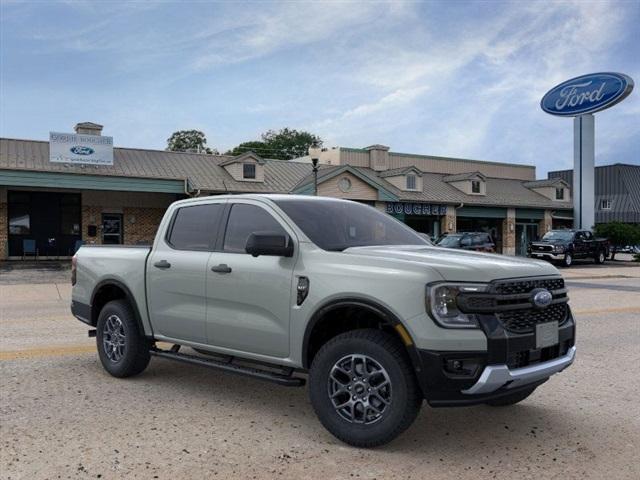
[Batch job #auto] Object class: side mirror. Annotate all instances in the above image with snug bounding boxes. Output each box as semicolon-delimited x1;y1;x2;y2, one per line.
245;232;293;257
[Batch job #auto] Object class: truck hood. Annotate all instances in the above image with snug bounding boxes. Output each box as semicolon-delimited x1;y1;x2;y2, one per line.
342;245;559;282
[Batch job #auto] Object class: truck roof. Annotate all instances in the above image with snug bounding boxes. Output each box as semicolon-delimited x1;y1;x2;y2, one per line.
171;193;356;207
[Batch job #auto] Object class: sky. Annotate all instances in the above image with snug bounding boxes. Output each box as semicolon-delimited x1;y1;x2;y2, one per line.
1;0;638;177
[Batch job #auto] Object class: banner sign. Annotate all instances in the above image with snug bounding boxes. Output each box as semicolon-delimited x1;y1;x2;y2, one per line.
386;202;447;216
49;132;114;165
541;72;634;117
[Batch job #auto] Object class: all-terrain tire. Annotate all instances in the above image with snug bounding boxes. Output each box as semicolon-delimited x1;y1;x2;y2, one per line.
96;299;151;378
485;386;536;406
309;329;422;448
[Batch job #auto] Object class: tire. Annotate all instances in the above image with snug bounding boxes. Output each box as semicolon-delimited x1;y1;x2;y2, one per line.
485;386;536;406
595;250;606;264
96;299;151;378
561;253;573;268
308;329;422;448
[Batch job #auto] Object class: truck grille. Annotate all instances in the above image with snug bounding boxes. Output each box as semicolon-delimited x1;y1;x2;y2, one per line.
457;276;569;334
496;303;568;334
532;244;554;253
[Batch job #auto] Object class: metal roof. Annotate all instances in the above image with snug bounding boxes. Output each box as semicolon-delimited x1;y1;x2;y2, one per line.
442;171;486;182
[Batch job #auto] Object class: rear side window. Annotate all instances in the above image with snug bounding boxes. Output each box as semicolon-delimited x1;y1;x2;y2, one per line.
167;203;223;250
472;234;485;246
223;204;286;253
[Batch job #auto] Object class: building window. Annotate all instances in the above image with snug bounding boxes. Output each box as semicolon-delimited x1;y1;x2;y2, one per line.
406;174;417;190
600;199;612;210
555;188;564;200
338;177;352;193
243;163;256;179
471;180;481;194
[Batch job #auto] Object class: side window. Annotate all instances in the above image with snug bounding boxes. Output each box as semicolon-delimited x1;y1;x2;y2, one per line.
584;231;593;241
223;204;287;253
575;232;584;241
167;203;223;250
460;235;472;247
472;234;484;246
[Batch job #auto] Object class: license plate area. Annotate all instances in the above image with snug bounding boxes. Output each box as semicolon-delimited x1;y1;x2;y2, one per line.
536;320;559;349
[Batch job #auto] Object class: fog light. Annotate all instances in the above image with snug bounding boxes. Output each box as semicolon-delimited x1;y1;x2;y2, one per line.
444;358;483;377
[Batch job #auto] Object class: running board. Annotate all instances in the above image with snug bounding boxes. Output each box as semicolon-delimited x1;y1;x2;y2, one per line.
150;347;305;387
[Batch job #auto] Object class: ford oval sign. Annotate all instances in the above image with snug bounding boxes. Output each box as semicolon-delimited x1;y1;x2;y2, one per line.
70;146;95;155
541;72;634;116
532;289;553;309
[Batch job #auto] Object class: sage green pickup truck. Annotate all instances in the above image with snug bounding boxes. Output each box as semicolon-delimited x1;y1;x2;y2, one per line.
71;194;576;447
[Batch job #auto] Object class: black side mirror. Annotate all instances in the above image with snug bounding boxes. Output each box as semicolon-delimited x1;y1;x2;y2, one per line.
245;232;293;257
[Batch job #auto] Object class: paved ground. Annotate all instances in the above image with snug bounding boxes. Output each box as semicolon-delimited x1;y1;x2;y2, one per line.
1;262;639;479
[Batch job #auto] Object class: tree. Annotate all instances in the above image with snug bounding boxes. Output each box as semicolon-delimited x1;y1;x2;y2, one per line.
225;141;268;157
166;130;217;154
226;128;322;160
594;222;640;260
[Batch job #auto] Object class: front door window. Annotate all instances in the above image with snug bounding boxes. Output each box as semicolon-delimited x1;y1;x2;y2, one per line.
102;214;123;244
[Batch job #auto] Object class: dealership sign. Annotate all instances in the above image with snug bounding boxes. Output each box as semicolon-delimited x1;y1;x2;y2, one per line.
49;132;114;165
541;72;634;117
386;202;447;216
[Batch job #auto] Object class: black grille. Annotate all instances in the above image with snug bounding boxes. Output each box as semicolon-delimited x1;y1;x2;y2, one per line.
532;244;553;252
497;303;568;333
493;277;564;295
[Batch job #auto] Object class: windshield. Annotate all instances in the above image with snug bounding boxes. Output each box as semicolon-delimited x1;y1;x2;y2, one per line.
542;231;574;241
273;199;430;251
436;235;462;247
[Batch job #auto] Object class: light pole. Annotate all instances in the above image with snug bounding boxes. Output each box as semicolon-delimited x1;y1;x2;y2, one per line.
308;144;321;196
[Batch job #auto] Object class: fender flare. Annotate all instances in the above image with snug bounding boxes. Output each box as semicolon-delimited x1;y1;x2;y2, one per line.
90;279;150;337
301;297;422;372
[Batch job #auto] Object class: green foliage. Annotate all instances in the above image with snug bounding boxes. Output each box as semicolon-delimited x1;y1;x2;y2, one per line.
226;128;322;160
167;130;216;154
594;222;640;260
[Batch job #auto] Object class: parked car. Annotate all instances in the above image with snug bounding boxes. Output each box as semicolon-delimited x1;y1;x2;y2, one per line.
72;195;575;447
436;232;496;252
528;229;609;267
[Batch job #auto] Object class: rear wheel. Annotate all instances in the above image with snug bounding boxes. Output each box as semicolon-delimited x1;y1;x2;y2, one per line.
308;329;422;448
485;386;536;406
96;300;151;378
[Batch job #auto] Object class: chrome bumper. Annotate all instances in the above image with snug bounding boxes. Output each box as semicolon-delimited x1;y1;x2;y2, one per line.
461;346;576;395
530;252;565;260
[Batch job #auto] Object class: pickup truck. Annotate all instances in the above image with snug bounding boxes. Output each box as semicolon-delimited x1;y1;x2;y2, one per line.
528;229;609;267
71;195;576;447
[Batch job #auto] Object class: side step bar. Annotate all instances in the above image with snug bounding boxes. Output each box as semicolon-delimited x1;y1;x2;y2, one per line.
150;347;305;387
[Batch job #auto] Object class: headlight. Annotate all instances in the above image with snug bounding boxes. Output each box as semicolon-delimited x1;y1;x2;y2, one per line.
555;245;565;252
426;283;488;329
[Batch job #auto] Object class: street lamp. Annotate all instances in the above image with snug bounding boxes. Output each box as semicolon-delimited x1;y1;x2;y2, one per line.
308;144;321;196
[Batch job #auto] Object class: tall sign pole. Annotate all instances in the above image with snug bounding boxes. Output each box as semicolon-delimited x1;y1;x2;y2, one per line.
541;72;633;230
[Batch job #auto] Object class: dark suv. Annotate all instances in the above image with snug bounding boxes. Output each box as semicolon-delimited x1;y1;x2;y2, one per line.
436;232;496;252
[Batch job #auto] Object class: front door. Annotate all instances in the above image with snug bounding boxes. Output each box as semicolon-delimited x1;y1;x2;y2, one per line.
516;223;538;256
146;201;225;344
102;214;123;245
205;201;296;358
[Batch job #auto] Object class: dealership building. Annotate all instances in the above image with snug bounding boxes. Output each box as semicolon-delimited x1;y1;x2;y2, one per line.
1;122;576;261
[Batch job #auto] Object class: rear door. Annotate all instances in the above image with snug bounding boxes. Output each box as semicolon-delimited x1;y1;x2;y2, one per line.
205;200;296;358
147;201;225;344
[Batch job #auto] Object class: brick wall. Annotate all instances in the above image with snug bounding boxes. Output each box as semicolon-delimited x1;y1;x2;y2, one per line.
502;208;516;255
0;198;7;261
123;207;165;245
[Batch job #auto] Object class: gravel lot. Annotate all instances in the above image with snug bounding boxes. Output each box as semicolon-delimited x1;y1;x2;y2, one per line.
1;262;639;479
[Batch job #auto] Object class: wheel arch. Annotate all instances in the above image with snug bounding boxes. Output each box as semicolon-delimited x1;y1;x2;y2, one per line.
90;279;149;338
301;297;422;372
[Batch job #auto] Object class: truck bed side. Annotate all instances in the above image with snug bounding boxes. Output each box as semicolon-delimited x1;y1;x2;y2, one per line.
72;245;153;335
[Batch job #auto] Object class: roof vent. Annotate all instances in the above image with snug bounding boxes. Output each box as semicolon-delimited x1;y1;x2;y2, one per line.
74;122;103;136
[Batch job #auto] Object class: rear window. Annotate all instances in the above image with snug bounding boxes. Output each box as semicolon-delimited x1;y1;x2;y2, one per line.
167;203;223;250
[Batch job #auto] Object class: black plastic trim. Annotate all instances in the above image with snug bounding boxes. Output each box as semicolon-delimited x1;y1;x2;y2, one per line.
301;297;422;372
90;279;151;338
71;300;92;325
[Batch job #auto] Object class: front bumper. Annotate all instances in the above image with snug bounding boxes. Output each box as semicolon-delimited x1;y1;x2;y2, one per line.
415;308;576;407
529;251;565;261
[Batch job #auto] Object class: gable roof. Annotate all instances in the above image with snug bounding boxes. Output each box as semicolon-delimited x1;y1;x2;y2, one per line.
378;166;422;178
218;151;266;166
523;178;568;188
443;171;486;182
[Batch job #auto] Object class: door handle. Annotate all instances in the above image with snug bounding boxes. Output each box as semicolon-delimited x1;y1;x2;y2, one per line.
211;264;232;274
153;260;171;269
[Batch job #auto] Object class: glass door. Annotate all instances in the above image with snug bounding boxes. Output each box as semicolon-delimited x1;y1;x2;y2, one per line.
102;213;123;245
516;223;538;256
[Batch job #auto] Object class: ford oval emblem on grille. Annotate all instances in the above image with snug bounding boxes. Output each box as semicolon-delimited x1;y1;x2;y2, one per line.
532;289;553;309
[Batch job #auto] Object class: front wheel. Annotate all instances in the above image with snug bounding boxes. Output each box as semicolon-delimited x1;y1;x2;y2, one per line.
595;250;606;264
561;253;573;268
308;329;422;448
96;299;151;378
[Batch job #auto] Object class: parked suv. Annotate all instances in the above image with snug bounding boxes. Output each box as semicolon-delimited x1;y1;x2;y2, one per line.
436;232;496;252
71;195;575;447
